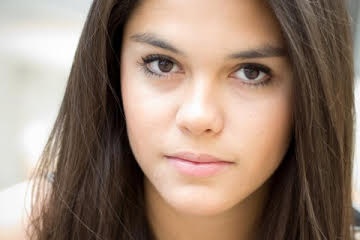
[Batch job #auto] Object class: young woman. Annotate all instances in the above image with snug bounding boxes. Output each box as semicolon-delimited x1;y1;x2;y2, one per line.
2;0;357;239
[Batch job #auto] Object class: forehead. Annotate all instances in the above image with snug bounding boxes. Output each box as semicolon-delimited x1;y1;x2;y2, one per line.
124;0;285;53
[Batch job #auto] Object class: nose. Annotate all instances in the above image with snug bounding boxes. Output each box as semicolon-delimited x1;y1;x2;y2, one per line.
175;82;224;136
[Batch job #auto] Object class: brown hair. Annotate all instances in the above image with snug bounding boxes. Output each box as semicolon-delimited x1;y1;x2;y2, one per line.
29;0;355;239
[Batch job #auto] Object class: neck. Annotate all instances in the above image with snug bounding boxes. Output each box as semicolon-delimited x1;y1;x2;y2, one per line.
145;180;269;240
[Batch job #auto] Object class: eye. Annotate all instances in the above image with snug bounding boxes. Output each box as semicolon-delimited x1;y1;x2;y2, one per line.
141;54;181;76
232;63;271;85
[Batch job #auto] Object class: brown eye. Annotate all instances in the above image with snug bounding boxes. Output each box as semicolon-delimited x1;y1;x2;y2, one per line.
145;56;180;75
158;59;174;72
232;63;271;85
243;67;260;79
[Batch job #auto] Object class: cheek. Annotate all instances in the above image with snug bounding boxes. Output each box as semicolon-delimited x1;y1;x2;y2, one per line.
122;79;171;137
120;62;172;164
229;91;293;180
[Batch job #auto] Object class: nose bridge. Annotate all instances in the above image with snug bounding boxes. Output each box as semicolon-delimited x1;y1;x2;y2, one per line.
187;76;213;108
175;75;223;135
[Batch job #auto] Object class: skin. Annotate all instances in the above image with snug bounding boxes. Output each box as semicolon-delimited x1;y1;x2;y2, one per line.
121;0;293;239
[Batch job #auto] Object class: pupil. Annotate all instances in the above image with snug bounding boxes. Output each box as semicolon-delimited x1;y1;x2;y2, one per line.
159;60;173;72
244;68;259;79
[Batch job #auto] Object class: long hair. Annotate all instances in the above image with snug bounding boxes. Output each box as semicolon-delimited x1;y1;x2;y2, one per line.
28;0;355;239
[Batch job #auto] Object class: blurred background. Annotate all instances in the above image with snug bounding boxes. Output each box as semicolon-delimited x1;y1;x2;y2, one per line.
0;0;359;209
0;0;92;188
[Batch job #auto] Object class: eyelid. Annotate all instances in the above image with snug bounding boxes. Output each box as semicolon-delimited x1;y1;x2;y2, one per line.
141;54;183;71
229;63;272;81
232;62;272;75
138;54;273;87
228;62;273;87
137;53;185;79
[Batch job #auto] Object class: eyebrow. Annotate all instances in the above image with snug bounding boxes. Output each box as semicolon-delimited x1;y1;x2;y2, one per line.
227;45;287;59
130;32;287;59
131;33;184;55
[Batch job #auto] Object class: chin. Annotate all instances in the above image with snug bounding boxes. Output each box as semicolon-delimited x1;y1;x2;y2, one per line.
164;188;239;217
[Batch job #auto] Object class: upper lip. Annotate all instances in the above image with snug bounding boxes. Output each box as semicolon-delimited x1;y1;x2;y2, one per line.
165;151;232;163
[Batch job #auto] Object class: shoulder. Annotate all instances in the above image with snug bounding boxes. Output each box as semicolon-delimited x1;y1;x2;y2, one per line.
0;180;34;240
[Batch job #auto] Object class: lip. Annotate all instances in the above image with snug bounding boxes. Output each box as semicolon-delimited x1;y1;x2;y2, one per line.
165;152;233;177
166;152;231;163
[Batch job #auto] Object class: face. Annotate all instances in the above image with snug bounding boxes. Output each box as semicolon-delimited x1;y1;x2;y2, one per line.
121;0;293;216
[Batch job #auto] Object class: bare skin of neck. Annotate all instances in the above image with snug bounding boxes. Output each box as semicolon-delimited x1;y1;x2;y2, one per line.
145;180;269;240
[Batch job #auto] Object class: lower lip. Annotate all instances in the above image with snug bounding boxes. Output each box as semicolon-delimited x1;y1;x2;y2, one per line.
166;157;232;177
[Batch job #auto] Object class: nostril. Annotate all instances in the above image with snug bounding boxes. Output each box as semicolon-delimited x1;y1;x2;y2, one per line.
205;129;212;133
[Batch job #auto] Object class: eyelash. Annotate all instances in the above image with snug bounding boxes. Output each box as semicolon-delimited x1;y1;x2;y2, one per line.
137;54;179;79
137;54;273;87
232;63;272;87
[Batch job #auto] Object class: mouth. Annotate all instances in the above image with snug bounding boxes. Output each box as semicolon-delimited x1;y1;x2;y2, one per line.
165;152;233;177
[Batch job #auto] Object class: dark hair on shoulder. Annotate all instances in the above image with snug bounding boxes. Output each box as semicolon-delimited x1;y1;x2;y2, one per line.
28;0;355;239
